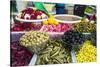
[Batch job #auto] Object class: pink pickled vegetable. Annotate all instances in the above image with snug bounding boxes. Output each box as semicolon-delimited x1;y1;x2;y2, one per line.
42;23;72;32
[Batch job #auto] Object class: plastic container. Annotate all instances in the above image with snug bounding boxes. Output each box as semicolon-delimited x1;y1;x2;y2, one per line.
43;3;56;14
54;14;82;23
12;7;48;33
56;8;65;14
15;16;47;23
65;5;74;15
56;4;65;8
15;7;48;23
16;1;27;12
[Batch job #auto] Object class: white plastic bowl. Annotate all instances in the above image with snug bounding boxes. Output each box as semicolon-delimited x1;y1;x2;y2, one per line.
15;16;48;23
15;7;48;23
54;14;82;23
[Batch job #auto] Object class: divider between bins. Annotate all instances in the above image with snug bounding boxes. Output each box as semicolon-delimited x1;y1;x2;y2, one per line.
71;50;77;63
29;53;37;66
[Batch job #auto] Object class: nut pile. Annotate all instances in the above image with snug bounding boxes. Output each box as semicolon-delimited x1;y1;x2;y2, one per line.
19;31;49;53
76;40;96;62
35;39;71;65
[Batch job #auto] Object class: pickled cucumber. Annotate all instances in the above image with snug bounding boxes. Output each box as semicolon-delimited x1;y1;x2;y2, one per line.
35;39;71;65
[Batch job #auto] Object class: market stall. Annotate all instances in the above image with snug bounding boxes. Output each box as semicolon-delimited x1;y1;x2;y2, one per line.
10;1;96;66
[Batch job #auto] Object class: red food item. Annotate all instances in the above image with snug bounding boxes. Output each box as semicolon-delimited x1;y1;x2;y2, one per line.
11;22;43;32
30;14;36;19
33;23;42;30
11;24;23;31
18;7;48;20
14;22;23;26
11;41;33;66
34;10;42;16
42;23;72;32
22;23;33;31
12;27;23;31
22;7;34;15
24;14;31;20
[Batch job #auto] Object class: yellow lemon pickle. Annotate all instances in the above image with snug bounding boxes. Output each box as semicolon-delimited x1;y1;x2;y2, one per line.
43;20;48;25
42;14;59;25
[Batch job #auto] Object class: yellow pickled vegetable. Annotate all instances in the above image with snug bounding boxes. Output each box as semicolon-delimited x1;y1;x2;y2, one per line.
76;40;96;62
53;20;59;25
19;31;49;53
43;20;48;25
42;15;59;25
48;17;54;24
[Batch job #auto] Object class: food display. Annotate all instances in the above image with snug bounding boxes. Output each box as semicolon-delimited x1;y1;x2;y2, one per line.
84;31;96;46
11;41;33;66
19;31;49;53
41;23;72;32
10;3;97;66
76;40;96;62
43;15;59;25
73;17;96;33
36;39;71;65
62;30;85;50
17;7;48;20
11;22;42;31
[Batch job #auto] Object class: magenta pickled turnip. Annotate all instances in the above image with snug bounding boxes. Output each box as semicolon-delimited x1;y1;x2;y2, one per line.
17;7;48;20
11;41;33;66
